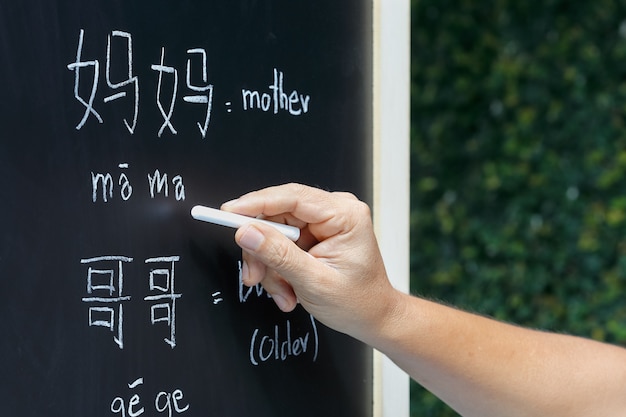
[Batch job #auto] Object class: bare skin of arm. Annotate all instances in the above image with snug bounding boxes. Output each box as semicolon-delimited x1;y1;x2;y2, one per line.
221;183;626;417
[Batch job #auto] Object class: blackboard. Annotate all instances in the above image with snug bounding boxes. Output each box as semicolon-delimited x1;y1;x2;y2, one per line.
0;1;373;416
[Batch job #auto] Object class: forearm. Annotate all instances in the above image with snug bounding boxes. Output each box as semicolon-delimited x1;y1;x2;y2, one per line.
369;291;626;417
222;184;626;416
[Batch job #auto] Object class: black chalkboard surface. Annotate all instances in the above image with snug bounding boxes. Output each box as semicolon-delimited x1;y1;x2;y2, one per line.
0;1;373;416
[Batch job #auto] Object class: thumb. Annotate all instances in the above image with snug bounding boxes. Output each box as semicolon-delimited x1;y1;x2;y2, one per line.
234;222;316;288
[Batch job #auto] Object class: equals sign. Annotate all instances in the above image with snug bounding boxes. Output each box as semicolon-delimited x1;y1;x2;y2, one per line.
212;291;223;305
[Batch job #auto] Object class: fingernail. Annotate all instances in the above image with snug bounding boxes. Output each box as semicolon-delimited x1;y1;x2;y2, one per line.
238;225;264;251
271;293;290;312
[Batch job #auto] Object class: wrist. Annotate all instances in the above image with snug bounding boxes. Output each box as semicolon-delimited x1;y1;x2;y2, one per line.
357;286;412;352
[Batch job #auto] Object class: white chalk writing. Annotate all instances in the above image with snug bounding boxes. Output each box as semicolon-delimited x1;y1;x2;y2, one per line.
81;256;133;349
91;164;185;203
144;256;181;349
81;255;182;349
147;170;186;201
111;377;190;417
241;68;310;115
68;30;311;138
152;47;178;137
249;314;319;366
67;29;103;129
183;48;213;138
105;31;139;134
237;262;321;365
237;260;271;303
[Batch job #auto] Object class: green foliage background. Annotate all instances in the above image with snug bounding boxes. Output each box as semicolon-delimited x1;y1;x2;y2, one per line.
410;1;626;415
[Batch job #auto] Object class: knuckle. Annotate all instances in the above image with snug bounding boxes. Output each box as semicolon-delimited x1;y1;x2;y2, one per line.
352;200;372;218
333;191;359;201
286;182;307;195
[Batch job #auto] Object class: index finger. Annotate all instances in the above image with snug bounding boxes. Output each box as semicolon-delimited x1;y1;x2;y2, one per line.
221;183;364;239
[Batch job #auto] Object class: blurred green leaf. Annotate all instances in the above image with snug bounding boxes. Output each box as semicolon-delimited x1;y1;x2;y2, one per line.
410;0;626;414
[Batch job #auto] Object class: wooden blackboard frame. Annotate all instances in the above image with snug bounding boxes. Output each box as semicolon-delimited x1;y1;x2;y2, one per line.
373;1;411;416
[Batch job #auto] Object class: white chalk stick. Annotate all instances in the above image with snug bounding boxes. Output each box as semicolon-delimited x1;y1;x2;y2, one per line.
191;205;300;241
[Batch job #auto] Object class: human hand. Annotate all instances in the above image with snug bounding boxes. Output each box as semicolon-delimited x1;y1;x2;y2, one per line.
221;183;398;341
